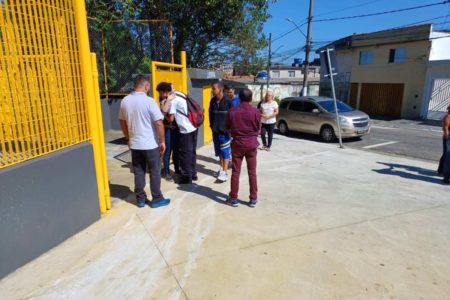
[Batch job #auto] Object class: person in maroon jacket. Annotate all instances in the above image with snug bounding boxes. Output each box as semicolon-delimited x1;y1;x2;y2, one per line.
225;88;262;207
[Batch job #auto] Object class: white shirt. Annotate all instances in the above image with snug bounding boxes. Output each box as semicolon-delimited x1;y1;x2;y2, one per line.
169;92;196;134
119;92;163;150
261;101;279;124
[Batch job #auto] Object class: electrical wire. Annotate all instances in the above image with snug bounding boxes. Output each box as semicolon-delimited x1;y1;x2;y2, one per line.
314;1;450;22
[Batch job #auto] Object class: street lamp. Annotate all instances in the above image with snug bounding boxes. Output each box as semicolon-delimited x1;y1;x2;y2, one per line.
285;18;307;38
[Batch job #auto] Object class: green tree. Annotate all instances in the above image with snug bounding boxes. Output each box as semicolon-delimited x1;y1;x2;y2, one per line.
86;0;273;73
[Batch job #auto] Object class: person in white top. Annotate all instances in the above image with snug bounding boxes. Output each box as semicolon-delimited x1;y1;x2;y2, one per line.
119;75;170;208
157;82;198;185
260;90;279;151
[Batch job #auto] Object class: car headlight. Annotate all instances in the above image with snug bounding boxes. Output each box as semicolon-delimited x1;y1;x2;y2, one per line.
339;116;350;125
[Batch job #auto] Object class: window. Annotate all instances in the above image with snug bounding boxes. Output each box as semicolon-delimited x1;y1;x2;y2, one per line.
289;101;303;111
388;48;406;64
302;101;319;113
280;101;290;109
359;51;373;65
272;71;280;78
288;71;295;78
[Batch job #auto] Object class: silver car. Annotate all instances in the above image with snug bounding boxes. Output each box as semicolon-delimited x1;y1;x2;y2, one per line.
277;96;371;142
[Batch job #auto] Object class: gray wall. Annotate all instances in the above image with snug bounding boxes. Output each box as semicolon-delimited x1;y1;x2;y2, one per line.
101;98;122;131
0;143;100;279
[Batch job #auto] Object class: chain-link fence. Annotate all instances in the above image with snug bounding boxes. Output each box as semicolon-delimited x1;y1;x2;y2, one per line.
88;19;173;97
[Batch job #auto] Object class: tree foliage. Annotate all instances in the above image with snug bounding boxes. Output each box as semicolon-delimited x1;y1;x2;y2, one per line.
86;0;273;75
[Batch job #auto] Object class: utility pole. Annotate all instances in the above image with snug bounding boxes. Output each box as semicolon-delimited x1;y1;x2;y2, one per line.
302;0;313;96
267;33;272;90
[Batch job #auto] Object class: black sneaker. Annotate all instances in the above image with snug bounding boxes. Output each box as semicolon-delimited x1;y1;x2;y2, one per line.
192;175;198;181
163;173;174;182
443;177;450;184
137;199;146;208
178;178;192;185
226;198;239;207
248;199;257;208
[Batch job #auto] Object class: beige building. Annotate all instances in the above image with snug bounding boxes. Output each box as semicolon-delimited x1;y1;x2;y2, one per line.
318;24;450;119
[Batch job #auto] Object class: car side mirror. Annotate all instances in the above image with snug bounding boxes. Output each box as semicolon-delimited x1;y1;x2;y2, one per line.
312;108;320;114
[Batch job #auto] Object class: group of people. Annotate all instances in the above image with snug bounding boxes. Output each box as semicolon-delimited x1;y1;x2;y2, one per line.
119;75;280;208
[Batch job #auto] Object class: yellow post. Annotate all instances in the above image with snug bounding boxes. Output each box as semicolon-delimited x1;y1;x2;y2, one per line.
91;53;111;210
180;51;188;94
73;0;107;213
203;86;213;144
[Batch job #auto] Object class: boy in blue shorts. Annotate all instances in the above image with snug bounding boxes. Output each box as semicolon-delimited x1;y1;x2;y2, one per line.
209;81;233;182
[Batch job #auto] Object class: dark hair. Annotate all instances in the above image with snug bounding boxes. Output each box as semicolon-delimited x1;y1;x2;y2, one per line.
211;81;223;89
224;85;234;91
134;75;150;89
156;82;172;92
239;88;252;102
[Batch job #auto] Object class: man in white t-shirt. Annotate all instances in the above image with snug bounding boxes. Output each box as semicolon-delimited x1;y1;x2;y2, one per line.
119;75;170;208
156;82;198;185
260;90;279;151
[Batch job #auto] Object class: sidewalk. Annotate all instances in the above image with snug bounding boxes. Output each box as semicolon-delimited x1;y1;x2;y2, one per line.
371;118;442;132
1;132;449;299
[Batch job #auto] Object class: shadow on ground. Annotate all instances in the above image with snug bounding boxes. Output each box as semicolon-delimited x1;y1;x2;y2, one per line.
372;162;445;185
109;183;142;207
177;183;249;207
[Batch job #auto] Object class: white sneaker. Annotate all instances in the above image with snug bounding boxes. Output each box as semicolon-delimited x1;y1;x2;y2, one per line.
217;171;228;182
215;167;223;178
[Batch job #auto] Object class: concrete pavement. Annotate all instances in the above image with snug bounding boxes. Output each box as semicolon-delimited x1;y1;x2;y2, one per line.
1;131;449;299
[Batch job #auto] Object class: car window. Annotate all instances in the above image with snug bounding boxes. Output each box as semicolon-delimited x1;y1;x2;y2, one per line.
302;101;319;113
289;101;303;112
280;101;290;109
319;100;354;113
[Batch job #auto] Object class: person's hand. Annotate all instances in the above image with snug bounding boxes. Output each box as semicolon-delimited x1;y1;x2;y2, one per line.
159;142;166;155
168;92;176;101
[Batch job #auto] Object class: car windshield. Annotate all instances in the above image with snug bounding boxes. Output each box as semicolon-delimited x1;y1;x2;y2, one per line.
319;100;354;113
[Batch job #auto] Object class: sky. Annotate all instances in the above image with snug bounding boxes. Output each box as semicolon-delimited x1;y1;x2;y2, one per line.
263;0;450;64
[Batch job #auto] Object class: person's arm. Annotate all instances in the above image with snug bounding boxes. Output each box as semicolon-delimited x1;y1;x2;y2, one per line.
161;99;172;114
167;97;177;123
154;119;166;154
444;116;450;139
225;112;232;132
209;99;214;129
120;119;129;139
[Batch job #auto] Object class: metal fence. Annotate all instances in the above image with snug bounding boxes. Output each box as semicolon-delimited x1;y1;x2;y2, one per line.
0;0;90;168
88;19;174;97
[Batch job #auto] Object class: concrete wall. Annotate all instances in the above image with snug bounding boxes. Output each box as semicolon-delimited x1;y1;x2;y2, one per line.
0;143;100;279
421;60;450;119
350;40;430;118
245;83;319;102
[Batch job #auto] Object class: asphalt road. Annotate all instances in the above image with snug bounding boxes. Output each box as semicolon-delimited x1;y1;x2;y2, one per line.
345;124;443;162
276;120;444;163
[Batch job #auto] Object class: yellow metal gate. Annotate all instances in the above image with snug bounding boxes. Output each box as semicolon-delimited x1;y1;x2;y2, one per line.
0;0;110;212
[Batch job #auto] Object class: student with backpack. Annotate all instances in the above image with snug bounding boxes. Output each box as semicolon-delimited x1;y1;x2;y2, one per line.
157;82;201;185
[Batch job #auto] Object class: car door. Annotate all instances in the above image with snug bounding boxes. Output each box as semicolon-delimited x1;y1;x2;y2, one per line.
286;101;305;132
301;101;322;133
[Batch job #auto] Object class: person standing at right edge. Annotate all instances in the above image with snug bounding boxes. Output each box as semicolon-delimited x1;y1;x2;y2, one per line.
438;104;450;183
209;81;233;182
260;90;278;151
225;88;261;207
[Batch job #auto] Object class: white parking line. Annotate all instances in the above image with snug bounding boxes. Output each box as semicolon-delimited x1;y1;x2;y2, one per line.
363;141;398;149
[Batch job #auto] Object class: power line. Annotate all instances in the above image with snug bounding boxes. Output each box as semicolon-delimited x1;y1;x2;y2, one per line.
273;21;308;42
314;1;450;22
314;0;384;18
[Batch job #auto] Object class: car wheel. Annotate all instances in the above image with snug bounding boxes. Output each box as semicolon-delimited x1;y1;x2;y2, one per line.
320;125;336;142
278;121;289;135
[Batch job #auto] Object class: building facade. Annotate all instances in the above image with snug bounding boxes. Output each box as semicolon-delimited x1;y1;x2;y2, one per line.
318;24;450;119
